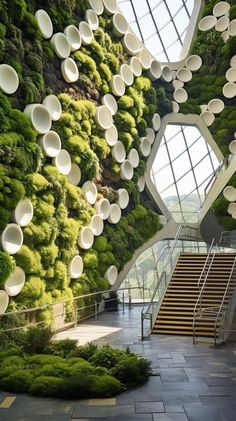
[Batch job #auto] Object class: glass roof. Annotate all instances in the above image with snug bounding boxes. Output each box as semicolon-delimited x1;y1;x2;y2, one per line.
151;125;220;223
118;0;194;62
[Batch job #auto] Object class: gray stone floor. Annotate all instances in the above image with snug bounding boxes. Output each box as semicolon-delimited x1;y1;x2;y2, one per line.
1;305;236;420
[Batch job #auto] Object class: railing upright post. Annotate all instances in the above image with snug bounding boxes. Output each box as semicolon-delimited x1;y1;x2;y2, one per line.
122;292;125;314
128;290;132;309
95;300;98;320
74;299;78;327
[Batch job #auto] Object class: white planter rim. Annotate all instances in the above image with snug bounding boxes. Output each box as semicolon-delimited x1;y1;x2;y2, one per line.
137;176;145;192
223;82;236;98
85;9;99;31
24;104;52;134
172;101;180;113
104;265;118;285
1;223;23;255
5;266;25;297
51;33;70;59
198;15;217;32
43;95;62;121
67;163;81;186
95;198;110;220
112;12;128;37
35;9;53;39
122;32;139;56
0;290;9;314
138;48;152;70
207;98;224;114
78;226;94;249
110;75;126;96
64;25;82;51
176;67;192;83
103;0;117;15
53;149;72;175
213;1;230;17
161;65;173;82
117;188;129;209
215;15;229;32
61;58;79;83
105;124;118;146
68;255;83;278
82;181;97;205
101;94;118;115
146;128;155;145
128;148;139;168
38;131;61;158
0;64;19;95
119;64;134;86
200;110;215;127
120;159;134;180
140;137;151;157
95;105;113;130
129;56;142;77
229;140;236;155
108;203;121;224
14;198;34;227
152;113;161;131
173;88;188;103
230;56;236;68
185;55;202;72
223;185;236;202
79;21;94;45
226;67;236;83
112;141;126;163
90;214;104;236
88;0;104;15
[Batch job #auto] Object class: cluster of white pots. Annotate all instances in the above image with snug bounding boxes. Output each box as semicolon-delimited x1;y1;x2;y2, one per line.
200;98;224;127
172;54;202;107
223;64;236;98
68;255;83;278
198;3;236;43
104;265;118;285
0;64;19;95
82;181;98;205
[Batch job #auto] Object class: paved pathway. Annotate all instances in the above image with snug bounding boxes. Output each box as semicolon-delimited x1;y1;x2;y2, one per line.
1;305;236;420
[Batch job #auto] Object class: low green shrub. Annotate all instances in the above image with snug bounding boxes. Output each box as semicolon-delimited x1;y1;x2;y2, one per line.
29;376;64;397
89;346;125;369
46;339;78;357
90;375;124;397
111;356;151;388
0;370;33;393
22;326;54;354
0;252;16;287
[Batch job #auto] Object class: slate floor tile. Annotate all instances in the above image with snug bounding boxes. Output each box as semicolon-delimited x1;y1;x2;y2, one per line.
135;401;165;413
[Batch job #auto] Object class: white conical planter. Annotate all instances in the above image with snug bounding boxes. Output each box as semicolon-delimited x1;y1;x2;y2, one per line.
128;148;139;168
161;65;172;82
227;202;236;214
85;9;99;30
152;113;161;131
147;60;162;81
119;64;134;86
104;265;118;285
79;21;94;45
137;176;145;192
146;128;155;145
230;56;236;68
68;255;83;278
90;214;104;236
53;149;71;175
108;204;121;224
0;64;19;94
186;55;202;71
24;104;51;134
82;181;97;205
95;198;110;220
159;215;167;225
137;48;152;70
228;19;236;37
110;75;126;96
198;15;217;31
232;210;236;220
221;30;230;43
43;95;62;121
176;68;192;83
172;79;184;89
172;101;180;113
215;15;229;32
200;105;208;113
117;188;129;209
226;67;236;82
88;0;104;15
61;58;79;83
213;1;230;17
223;82;236;98
120;160;134;180
173;88;188;103
35;9;53;39
67;163;81;185
223;186;236;202
229;140;236;154
38;131;61;157
112;12;128;37
140;137;151;157
208;98;224;114
103;0;117;15
78;226;94;249
105;124;118;146
200;110;215;127
122;32;139;56
129;56;142;77
101;94;118;115
5;266;25;297
112;141;126;163
50;33;70;59
1;224;23;255
64;25;82;51
14;198;33;227
0;290;9;314
95;106;113;130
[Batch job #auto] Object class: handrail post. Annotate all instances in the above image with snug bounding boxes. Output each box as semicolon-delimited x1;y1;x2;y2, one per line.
74;299;78;327
128;290;132;309
95;300;98;320
122;292;125;314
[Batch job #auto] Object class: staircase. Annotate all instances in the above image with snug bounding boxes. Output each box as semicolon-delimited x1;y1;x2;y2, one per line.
152;252;236;338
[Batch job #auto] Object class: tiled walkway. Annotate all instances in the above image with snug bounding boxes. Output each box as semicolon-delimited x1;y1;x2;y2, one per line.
1;305;236;421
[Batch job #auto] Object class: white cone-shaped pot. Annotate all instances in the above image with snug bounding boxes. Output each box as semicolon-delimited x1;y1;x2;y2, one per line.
226;67;236;82
146;128;155;145
223;82;236;98
78;226;94;249
172;79;184;89
140;137;151;157
43;95;62;121
1;224;23;255
67;163;81;185
35;9;53;39
161;65;173;82
137;48;152;70
13;198;33;227
79;21;94;45
120;159;134;180
230;56;236;68
147;60;162;81
228;202;236;214
95;198;110;220
5;266;25;297
215;15;229;32
137;176;145;192
103;0;117;15
122;32;139;56
176;67;192;83
108;204;121;224
90;214;104;236
223;186;236;202
95;106;113;130
232;210;236;220
119;64;134;86
88;0;104;15
110;75;126;96
68;255;83;278
117;188;129;209
173;88;188;103
129;56;142;77
112;12;128;37
228;20;236;37
61;58;79;83
172;101;180;113
105;124;118;146
213;1;230;17
105;265;118;285
50;33;70;59
152;113;161;131
200;105;208;113
200;110;215;126
221;30;230;43
24;104;51;134
229;140;236;154
128;148;139;168
186;55;202;71
82;181;97;205
112;141;126;163
198;15;217;31
159;215;168;225
85;9;99;30
0;290;9;314
38;131;61;157
53;149;71;175
64;25;81;51
207;98;224;115
0;64;19;95
101;94;118;115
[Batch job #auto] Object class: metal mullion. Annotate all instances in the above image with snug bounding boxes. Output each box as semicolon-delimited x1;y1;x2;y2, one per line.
163;0;183;46
130;0;145;42
146;0;170;61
